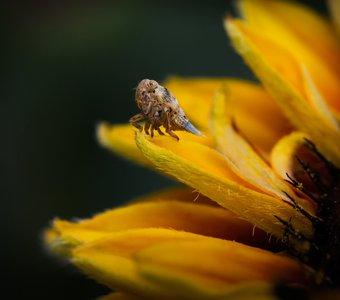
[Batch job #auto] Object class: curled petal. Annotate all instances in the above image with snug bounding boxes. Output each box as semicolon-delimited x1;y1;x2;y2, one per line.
271;131;334;202
271;132;309;180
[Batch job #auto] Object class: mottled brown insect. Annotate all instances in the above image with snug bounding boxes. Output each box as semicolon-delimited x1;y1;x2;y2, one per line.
129;79;201;141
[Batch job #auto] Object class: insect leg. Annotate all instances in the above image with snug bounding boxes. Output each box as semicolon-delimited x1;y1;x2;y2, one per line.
129;113;145;131
157;127;165;135
156;125;165;135
166;127;179;141
150;123;155;138
164;112;179;141
144;120;151;135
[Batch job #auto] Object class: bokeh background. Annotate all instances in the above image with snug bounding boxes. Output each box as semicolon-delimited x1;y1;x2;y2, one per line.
3;0;326;299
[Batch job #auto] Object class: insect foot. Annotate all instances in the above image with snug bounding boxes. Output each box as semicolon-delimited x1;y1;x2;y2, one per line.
129;79;202;141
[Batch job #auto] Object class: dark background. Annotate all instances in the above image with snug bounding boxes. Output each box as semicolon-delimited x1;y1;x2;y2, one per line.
2;1;326;299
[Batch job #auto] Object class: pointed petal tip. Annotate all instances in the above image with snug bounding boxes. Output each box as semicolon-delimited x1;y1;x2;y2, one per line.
184;121;202;136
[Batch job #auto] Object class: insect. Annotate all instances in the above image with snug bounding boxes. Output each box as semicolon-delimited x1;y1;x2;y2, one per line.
129;79;201;141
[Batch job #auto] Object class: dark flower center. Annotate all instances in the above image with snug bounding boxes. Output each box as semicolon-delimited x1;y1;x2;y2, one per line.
279;139;340;286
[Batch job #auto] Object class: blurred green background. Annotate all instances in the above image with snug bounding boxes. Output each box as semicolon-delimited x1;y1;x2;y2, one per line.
3;0;326;299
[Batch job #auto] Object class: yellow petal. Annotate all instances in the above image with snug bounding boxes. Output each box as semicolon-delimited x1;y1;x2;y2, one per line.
135;132;312;239
165;77;291;155
225;18;340;167
72;229;300;299
71;229;217;299
135;240;306;298
43;228;71;257
97;122;212;167
301;65;339;131
46;197;279;255
271;132;309;180
238;0;340;112
97;122;151;166
129;186;218;207
211;89;296;201
225;81;291;157
164;77;228;131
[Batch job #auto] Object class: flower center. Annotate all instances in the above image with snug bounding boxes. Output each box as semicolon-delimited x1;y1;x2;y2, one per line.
280;139;340;286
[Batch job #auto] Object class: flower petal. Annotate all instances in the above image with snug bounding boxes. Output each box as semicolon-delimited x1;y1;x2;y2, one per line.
271;132;309;180
71;229;191;299
135;240;306;298
97;122;212;166
72;229;302;299
225;18;340;167
46;196;280;255
271;131;334;203
164;77;228;131
238;0;340;112
210;89;297;202
135;132;312;239
97;123;151;166
301;66;339;131
70;229;219;299
165;77;291;155
129;186;218;206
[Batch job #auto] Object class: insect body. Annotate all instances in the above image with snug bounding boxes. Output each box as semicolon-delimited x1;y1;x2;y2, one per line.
129;79;201;140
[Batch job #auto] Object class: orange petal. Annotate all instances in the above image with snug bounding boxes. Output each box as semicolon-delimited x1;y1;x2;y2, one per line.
225;18;340;167
164;77;229;131
97;122;212;167
271;131;334;203
129;186;218;207
271;132;309;180
136;240;306;296
72;229;204;298
165;77;292;155
135;132;312;239
238;0;340;112
97;123;150;166
47;198;279;254
211;90;302;202
301;66;339;131
72;229;304;299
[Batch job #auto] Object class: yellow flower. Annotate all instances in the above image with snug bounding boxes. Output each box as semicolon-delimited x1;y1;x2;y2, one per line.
44;1;340;299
